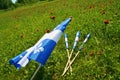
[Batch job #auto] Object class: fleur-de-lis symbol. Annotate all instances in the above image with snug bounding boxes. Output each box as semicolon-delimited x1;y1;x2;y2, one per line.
34;43;44;54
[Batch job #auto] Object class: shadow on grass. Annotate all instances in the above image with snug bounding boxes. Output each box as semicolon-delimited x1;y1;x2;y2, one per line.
32;67;45;80
32;67;54;80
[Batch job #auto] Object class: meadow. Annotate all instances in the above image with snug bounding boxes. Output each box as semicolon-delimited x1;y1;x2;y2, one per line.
0;0;120;80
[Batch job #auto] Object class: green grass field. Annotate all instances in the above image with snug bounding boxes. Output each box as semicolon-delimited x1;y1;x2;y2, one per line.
0;0;120;80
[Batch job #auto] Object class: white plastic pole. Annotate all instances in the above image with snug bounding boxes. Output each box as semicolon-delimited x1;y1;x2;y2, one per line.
30;64;41;80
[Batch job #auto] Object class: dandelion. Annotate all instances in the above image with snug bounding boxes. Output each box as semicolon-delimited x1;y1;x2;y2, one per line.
50;16;56;20
89;51;94;56
88;5;94;9
101;10;106;15
45;29;50;33
36;28;39;32
20;33;24;38
104;20;109;24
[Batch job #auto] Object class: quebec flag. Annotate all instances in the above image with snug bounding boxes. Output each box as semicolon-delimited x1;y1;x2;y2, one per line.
9;18;72;69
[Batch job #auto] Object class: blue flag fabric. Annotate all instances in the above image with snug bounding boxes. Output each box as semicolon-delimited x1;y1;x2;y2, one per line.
29;39;56;66
9;18;72;69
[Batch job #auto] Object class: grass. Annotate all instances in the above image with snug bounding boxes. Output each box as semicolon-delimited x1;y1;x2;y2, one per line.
0;0;120;80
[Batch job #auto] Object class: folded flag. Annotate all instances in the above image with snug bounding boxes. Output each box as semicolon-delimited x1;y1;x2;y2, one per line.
73;31;80;50
9;18;72;69
64;33;69;49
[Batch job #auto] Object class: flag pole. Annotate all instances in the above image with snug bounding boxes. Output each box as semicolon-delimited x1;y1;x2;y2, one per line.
30;64;41;80
62;31;80;76
62;33;90;76
62;51;80;76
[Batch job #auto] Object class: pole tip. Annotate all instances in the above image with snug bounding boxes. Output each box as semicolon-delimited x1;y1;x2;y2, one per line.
69;16;72;18
70;16;72;20
87;33;91;38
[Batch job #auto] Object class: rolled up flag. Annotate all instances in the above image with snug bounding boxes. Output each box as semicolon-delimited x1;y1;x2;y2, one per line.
64;33;69;49
73;31;80;50
79;33;90;51
9;18;72;69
